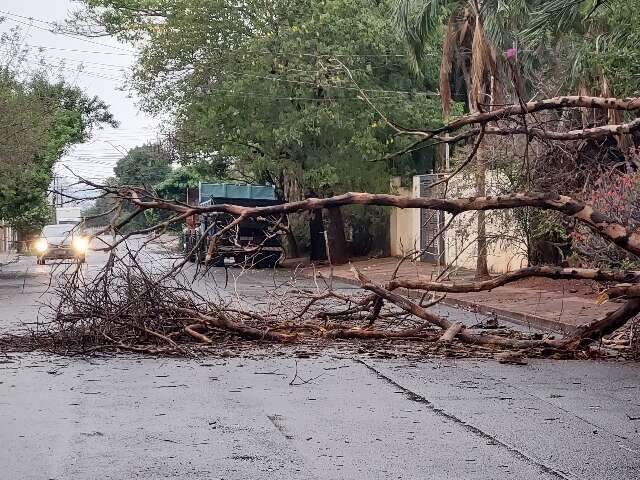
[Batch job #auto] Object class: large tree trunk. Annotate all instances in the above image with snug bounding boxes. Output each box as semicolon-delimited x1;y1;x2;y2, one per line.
309;208;327;262
475;153;490;279
470;76;490;279
285;223;300;259
323;206;349;265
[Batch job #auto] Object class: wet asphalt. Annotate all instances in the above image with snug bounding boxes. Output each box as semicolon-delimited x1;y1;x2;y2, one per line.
2;355;639;479
1;244;640;479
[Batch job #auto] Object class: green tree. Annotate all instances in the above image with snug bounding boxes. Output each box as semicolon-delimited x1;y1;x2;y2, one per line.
154;166;214;202
0;62;116;235
95;144;174;230
522;0;640;99
394;0;531;277
395;1;640;269
73;0;444;255
113;144;172;187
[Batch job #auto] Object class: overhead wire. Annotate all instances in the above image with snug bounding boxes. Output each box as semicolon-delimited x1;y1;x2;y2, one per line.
0;9;434;59
1;7;436;177
0;12;159;180
0;11;137;53
20;43;133;56
4;48;438;98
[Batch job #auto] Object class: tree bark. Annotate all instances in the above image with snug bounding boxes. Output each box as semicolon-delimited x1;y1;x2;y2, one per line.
475;154;490;279
174;307;293;342
568;298;640;343
407;96;640;138
285;220;300;258
388;266;640;293
120;190;640;259
309;208;327;261
323;206;349;265
352;266;565;349
439;322;464;342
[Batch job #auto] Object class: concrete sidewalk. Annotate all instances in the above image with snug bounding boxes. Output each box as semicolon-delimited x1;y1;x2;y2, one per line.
0;252;19;265
287;257;618;334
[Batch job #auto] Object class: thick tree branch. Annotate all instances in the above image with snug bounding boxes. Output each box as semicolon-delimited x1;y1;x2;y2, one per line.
121;191;640;258
388;266;640;293
352;266;564;349
568;299;640;343
408;96;640;137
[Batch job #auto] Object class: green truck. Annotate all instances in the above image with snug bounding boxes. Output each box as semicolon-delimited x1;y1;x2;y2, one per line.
183;183;284;268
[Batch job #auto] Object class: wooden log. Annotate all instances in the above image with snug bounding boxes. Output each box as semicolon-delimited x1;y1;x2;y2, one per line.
439;322;464;342
184;324;213;344
389;266;640;293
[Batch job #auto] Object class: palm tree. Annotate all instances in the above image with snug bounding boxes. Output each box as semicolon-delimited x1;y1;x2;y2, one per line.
394;0;532;278
522;0;630;143
394;1;628;276
394;1;536;114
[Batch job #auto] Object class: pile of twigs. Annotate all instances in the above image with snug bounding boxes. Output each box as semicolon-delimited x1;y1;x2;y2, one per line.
602;318;640;358
0;251;615;360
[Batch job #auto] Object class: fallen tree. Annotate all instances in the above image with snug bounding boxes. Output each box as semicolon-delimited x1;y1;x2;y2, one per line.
3;93;640;359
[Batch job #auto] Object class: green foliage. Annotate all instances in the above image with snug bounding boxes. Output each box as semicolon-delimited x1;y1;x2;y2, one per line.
521;0;640;96
74;0;444;201
154;167;200;200
85;146;207;230
0;62;116;234
72;0;447;255
91;144;174;230
113;144;172;187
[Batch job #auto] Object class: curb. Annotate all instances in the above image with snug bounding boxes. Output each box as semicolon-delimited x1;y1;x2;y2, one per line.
294;267;576;335
437;296;577;335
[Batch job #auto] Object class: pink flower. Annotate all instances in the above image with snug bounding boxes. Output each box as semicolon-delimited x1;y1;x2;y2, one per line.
505;48;517;59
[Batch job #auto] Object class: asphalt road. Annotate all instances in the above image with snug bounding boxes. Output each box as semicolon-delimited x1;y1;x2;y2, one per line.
1;243;640;479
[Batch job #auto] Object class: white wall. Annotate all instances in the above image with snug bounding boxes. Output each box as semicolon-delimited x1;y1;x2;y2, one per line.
0;222;17;253
389;178;420;256
389;175;528;274
443;172;527;273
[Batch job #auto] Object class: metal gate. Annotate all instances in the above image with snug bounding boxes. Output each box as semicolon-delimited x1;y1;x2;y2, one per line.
417;174;445;264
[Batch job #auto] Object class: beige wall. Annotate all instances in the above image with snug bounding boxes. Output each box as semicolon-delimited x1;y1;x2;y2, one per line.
443;210;528;273
443;172;527;274
389;178;420;256
389;175;527;274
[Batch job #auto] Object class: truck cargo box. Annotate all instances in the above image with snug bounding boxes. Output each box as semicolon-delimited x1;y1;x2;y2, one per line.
55;207;82;225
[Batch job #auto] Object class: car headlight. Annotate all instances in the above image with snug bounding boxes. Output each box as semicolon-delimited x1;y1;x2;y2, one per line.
34;238;48;253
72;236;90;253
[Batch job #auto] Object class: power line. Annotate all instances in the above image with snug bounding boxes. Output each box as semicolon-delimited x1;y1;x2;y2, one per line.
9;48;435;96
225;70;439;97
0;11;137;53
191;87;432;103
7;48;130;69
9;45;398;75
0;9;419;59
1;54;127;82
5;47;438;97
21;42;132;56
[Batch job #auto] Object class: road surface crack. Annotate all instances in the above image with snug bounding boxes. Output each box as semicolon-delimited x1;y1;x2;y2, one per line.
356;358;578;480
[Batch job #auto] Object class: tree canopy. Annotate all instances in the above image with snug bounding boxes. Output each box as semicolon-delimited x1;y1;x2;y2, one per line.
84;143;176;229
0;51;116;233
73;0;445;201
113;144;172;187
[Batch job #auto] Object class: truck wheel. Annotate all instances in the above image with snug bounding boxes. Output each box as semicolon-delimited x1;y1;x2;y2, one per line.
38;258;45;265
255;252;279;269
186;238;196;262
77;256;86;264
195;248;204;264
210;255;226;267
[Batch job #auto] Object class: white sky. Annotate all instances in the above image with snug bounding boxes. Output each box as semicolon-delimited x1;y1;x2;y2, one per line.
0;0;159;182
